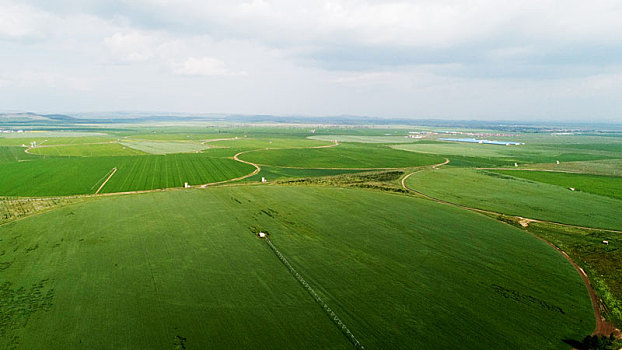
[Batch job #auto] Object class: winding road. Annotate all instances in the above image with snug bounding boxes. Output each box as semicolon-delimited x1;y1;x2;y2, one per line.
400;162;621;337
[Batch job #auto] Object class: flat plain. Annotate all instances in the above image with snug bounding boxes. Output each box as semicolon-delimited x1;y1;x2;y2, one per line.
0;187;593;349
0;124;620;349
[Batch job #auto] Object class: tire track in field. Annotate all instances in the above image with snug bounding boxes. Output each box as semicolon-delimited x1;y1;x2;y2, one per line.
400;161;621;337
265;237;365;349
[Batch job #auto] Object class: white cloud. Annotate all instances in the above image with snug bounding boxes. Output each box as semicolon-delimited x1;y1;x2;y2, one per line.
104;31;157;62
0;2;51;39
173;57;247;77
1;0;621;121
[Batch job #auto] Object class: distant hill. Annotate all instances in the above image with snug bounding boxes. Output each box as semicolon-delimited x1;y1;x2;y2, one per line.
0;113;77;124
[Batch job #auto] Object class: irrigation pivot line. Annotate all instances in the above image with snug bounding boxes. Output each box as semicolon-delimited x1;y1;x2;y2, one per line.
265;238;364;349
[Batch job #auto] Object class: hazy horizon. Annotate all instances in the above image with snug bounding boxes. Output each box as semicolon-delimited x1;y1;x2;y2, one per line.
2;1;622;122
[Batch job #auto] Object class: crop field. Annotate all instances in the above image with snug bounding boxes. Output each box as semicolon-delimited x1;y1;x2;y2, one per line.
0;122;620;349
205;137;332;150
0;146;36;162
516;159;622;176
119;141;209;154
393;140;620;167
0;154;255;196
405;167;622;230
0;187;593;349
242;143;445;168
99;154;255;193
492;170;622;200
29;143;146;157
245;166;364;182
0;136;116;147
308;135;416;143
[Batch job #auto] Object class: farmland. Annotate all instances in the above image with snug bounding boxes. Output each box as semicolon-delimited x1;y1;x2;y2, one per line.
0;120;620;349
29;143;146;157
491;170;622;200
242;143;445;168
0;187;594;349
0;154;255;196
404;167;621;230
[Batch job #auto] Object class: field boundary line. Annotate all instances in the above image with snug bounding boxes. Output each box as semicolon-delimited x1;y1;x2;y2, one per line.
265;237;365;349
401;167;622;234
95;167;118;194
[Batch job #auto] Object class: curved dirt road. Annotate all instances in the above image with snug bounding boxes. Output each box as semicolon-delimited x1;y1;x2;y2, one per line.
401;165;620;337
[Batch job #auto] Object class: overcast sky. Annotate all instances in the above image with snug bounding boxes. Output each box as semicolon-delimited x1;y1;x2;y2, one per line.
1;0;622;121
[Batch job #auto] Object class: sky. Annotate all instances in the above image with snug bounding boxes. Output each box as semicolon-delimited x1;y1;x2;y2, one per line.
1;0;622;122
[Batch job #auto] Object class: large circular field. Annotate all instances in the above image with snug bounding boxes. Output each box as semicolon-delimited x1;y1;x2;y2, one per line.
0;186;593;349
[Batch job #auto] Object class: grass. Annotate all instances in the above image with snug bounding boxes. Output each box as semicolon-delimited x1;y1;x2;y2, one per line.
245;166;364;182
492;170;622;200
516;159;622;177
405;167;622;230
393;140;619;168
0;146;36;163
308;135;416;143
0;196;86;224
524;221;622;326
119;141;209;154
100;154;255;193
242;143;445;168
29;143;146;157
0;154;255;196
0;186;593;349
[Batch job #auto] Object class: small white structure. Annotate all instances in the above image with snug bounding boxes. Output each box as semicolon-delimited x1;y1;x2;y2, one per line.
258;232;266;238
184;182;190;188
603;240;609;245
261;177;267;183
556;160;560;165
569;187;575;191
514;162;518;167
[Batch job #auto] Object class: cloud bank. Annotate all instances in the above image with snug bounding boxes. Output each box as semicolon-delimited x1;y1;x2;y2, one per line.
1;0;621;121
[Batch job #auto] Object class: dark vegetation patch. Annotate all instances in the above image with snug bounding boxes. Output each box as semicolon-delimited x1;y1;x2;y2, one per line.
479;171;520;181
173;335;187;350
491;284;565;314
498;218;622;327
0;279;55;346
277;170;409;194
1;197;84;225
564;333;622;350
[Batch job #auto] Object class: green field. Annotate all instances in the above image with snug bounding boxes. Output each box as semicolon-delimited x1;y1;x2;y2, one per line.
119;141;209;154
308;135;416;143
0;187;593;349
393;140;620;167
492;170;622;200
516;159;622;177
0;146;35;162
29;143;146;157
0;154;255;196
1;122;620;348
242;143;445;168
405;168;622;230
99;154;255;193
